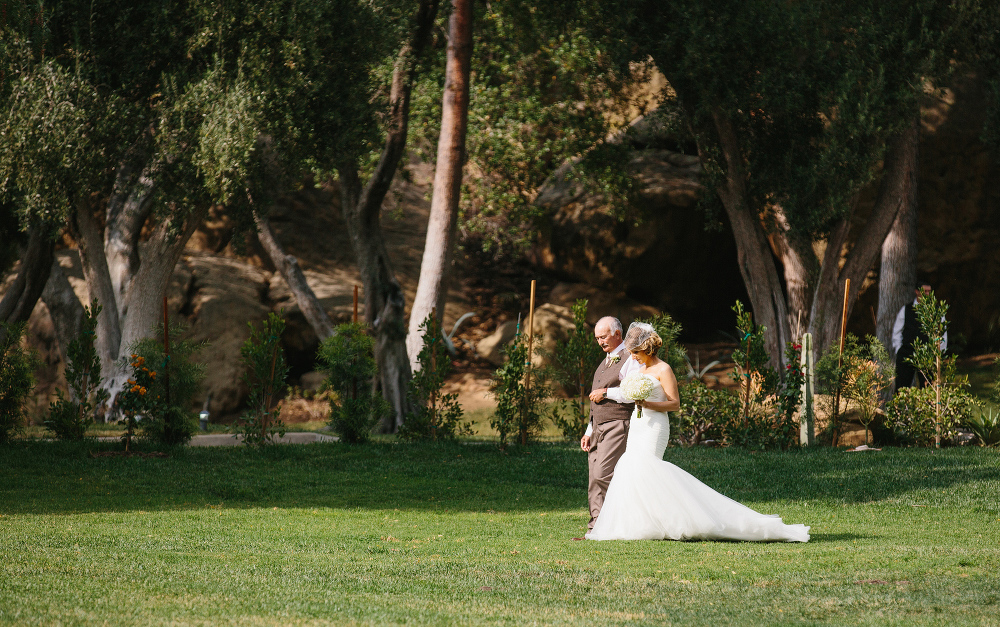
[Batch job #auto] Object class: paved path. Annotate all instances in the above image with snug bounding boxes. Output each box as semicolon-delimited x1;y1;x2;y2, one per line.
96;432;338;446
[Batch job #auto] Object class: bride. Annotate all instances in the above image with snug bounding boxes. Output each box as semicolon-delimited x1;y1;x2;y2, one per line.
586;323;810;542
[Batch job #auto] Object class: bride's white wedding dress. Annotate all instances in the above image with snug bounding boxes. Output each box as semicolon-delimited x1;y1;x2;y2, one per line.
586;373;810;542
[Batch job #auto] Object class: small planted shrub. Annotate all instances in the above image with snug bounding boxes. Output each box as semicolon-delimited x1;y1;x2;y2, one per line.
235;313;289;446
886;385;973;446
45;302;109;440
674;379;738;446
400;313;471;441
0;321;37;444
718;302;797;450
116;352;156;452
548;299;603;440
127;323;205;446
841;335;894;446
885;291;974;447
490;333;550;449
730;300;779;420
318;322;388;444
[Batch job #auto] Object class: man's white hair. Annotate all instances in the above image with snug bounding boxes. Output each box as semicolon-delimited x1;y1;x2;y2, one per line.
596;316;623;336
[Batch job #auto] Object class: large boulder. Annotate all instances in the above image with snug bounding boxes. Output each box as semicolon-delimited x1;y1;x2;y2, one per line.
532;148;749;340
181;252;272;418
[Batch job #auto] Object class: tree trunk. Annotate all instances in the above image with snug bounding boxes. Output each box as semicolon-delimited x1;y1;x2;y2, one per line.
406;0;473;371
74;204;123;385
706;111;790;367
769;208;818;339
807;121;919;354
254;210;335;340
41;259;85;370
105;163;157;320
877;118;919;360
0;221;54;343
335;0;439;432
111;207;209;398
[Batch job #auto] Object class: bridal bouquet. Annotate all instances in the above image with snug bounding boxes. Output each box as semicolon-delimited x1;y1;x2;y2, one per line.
620;372;655;419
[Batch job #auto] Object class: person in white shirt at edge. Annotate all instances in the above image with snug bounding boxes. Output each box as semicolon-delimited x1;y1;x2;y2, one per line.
891;281;947;392
576;316;640;538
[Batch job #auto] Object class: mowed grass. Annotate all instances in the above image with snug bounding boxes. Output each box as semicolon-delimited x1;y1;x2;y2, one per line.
1;441;999;626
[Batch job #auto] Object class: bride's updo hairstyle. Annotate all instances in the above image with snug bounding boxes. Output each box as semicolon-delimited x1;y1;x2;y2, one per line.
623;322;662;356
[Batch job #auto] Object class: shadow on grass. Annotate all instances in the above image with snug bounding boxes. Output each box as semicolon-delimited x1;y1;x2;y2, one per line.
1;439;998;516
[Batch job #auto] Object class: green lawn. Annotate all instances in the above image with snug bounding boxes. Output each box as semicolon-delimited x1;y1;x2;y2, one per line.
1;441;998;625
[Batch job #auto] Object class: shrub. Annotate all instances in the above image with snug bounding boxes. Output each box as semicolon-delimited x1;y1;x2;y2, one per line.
966;404;1000;447
318;322;388;444
127;324;205;446
235;313;289;446
886;291;975;447
673;380;738;446
548;299;603;440
0;321;36;443
840;335;894;446
636;311;688;372
730;300;779;423
399;313;471;441
490;333;550;449
45;301;109;440
885;384;974;446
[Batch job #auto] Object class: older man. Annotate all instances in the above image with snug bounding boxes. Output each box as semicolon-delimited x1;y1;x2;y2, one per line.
579;316;639;533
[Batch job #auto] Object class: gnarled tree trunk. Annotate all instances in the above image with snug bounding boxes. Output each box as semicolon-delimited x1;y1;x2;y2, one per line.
805;120;919;354
706;111;790;367
337;0;439;432
877;117;919;362
0;221;54;343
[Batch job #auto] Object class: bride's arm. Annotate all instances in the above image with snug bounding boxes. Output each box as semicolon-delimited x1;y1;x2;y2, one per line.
636;365;681;412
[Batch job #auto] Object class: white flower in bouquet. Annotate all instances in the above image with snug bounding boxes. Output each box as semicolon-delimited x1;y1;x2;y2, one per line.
620;372;655;418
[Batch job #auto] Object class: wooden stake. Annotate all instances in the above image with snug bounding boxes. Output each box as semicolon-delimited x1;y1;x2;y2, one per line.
523;280;537;446
832;278;851;446
163;296;171;407
353;285;359;323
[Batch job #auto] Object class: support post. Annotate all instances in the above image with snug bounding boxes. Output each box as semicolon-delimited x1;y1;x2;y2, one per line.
522;280;537;446
799;333;815;446
832;279;850;446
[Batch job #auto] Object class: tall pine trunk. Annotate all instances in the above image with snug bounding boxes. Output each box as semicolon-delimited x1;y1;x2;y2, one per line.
406;0;473;371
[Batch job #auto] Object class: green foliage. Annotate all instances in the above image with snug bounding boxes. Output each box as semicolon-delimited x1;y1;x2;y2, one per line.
318;323;388;444
236;313;289;446
966;404;1000;447
898;291;974;447
548;300;604;440
400;314;471;441
0;0;396;240
44;302;109;441
489;334;550;449
885;385;974;447
410;2;645;256
841;336;895;446
129;324;205;447
0;321;36;443
673;380;738;446
730;300;779;415
114;322;205;450
635;311;688;373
